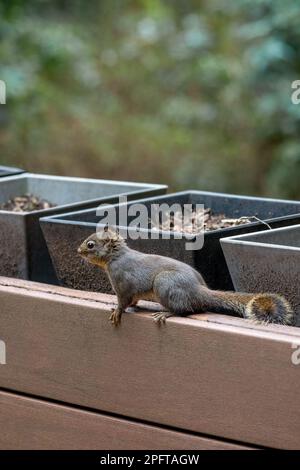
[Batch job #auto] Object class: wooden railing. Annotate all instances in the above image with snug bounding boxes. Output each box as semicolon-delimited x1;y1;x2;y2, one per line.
0;277;299;449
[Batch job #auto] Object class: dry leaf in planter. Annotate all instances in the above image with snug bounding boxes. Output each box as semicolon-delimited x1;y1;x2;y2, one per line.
151;208;269;233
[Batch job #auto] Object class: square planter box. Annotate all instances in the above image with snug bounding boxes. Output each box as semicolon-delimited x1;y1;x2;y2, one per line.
221;224;300;321
0;173;166;283
40;190;300;292
0;165;24;177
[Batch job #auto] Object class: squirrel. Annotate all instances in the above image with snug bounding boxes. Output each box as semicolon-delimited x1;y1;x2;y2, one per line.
77;229;294;327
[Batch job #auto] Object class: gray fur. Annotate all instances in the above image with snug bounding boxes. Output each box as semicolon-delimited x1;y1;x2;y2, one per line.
78;230;294;326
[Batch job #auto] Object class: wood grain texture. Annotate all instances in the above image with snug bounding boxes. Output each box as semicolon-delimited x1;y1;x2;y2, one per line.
0;277;299;449
0;389;250;450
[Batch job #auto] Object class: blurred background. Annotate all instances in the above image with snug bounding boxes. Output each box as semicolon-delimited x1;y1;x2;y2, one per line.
0;0;300;198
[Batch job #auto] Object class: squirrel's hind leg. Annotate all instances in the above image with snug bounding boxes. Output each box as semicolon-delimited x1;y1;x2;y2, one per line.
151;311;174;324
152;271;198;322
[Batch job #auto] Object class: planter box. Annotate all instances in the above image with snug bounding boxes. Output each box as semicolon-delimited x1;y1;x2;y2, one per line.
0;173;166;283
0;165;24;177
221;224;300;321
41;191;300;292
0;276;299;449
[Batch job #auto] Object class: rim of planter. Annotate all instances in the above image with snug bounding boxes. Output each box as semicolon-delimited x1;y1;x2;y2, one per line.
0;173;167;216
39;190;300;238
0;165;25;177
220;223;300;252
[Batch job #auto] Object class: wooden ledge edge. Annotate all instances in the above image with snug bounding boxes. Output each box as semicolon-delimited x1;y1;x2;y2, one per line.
0;276;299;341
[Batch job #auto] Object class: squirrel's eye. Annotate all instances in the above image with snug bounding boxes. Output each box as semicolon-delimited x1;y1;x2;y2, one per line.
87;241;95;250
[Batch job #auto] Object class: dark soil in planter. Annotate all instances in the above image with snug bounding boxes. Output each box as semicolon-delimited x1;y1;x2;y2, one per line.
0;194;56;212
153;207;268;233
40;190;300;292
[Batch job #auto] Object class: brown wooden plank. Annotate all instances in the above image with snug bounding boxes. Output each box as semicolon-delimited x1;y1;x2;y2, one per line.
0;389;250;450
1;276;299;337
0;277;299;449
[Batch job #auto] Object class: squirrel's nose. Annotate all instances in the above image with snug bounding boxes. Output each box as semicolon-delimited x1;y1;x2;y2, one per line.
77;247;82;254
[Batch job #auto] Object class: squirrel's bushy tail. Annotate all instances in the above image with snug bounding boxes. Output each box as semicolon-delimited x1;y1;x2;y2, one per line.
244;293;294;325
203;290;294;325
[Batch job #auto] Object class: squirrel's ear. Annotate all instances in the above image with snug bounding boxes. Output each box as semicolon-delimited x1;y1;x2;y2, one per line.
109;228;124;243
106;228;119;240
98;227;124;244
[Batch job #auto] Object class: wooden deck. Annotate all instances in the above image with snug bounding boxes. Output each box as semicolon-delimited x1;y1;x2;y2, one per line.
0;277;299;449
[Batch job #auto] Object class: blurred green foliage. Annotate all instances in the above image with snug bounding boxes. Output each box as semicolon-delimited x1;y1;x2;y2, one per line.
0;0;300;198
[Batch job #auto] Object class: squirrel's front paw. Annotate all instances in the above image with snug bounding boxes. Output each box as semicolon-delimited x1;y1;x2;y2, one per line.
109;308;122;326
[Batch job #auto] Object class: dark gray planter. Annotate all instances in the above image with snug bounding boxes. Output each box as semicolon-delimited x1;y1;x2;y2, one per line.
0;165;24;177
40;190;300;293
0;173;166;283
221;225;300;321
